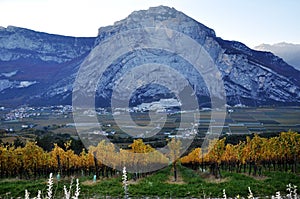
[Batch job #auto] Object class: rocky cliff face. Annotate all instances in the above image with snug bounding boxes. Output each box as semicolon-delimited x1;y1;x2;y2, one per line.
0;26;93;63
0;6;299;107
0;26;95;106
91;6;300;106
215;39;300;106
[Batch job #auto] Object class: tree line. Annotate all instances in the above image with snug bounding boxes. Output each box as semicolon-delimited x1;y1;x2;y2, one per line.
0;138;177;179
0;131;298;179
181;131;300;178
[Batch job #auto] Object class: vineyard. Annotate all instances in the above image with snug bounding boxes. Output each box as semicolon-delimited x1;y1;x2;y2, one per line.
0;138;170;179
182;131;300;177
0;131;299;180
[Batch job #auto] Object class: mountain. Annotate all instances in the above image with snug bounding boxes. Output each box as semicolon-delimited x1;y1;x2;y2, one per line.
0;6;300;107
254;43;300;71
0;26;95;106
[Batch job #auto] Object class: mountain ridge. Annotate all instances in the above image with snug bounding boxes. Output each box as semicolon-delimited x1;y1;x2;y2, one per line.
0;6;299;107
0;25;95;106
254;42;300;71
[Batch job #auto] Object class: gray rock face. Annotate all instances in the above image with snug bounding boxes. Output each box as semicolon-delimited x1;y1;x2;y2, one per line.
0;6;299;107
0;26;95;106
92;6;300;106
0;26;94;63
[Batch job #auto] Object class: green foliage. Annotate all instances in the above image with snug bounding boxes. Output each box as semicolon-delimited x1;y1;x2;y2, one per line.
0;166;299;198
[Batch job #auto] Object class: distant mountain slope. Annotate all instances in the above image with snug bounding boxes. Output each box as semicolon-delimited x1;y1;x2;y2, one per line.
0;26;95;106
254;42;300;71
0;6;299;107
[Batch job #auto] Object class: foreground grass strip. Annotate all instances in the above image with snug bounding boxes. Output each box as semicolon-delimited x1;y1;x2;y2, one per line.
0;166;299;198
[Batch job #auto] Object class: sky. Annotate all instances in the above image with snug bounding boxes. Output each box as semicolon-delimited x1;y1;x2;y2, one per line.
0;0;299;48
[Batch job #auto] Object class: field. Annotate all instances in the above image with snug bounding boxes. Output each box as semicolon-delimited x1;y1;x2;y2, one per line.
0;165;299;198
1;106;299;148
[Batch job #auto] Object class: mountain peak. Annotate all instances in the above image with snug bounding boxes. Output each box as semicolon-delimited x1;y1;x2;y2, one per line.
96;6;215;46
125;5;178;21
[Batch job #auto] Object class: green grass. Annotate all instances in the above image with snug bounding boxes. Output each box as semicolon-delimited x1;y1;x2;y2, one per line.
0;178;61;198
0;166;299;198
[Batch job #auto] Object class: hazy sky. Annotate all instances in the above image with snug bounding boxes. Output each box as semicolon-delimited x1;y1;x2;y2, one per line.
0;0;299;48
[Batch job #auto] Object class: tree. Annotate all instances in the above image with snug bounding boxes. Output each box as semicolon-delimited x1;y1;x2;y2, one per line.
207;138;226;178
180;147;204;170
128;139;155;178
167;138;181;181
